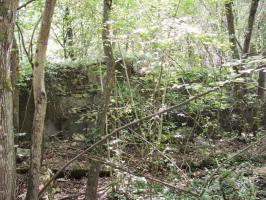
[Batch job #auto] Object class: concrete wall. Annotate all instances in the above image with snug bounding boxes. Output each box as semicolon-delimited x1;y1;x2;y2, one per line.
19;63;101;137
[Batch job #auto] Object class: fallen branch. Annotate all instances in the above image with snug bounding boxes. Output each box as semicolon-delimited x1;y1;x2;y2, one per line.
38;85;223;197
88;156;200;197
57;193;84;200
17;166;110;179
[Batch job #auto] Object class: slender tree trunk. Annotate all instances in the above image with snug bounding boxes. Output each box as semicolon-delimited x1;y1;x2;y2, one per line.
85;0;115;199
224;0;243;100
238;0;260;132
224;0;239;59
63;7;75;60
242;0;260;58
259;65;266;128
11;36;20;132
26;1;57;200
258;66;266;99
0;1;18;200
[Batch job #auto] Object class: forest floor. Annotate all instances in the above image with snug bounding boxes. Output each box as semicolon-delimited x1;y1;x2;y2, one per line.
16;134;266;199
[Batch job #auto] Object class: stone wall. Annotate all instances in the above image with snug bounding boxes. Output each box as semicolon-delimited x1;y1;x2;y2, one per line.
19;62;102;137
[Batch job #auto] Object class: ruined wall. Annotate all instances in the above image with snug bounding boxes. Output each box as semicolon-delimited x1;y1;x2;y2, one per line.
19;62;102;137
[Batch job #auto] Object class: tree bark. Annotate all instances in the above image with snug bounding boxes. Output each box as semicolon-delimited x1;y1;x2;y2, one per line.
258;65;266;128
85;0;115;199
26;1;57;200
11;36;20;132
0;1;18;200
242;0;260;58
224;0;239;59
258;67;266;99
63;7;75;60
224;1;244;103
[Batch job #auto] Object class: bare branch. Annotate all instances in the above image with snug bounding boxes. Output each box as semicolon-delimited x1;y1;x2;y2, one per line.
28;15;42;62
16;22;34;68
17;0;36;10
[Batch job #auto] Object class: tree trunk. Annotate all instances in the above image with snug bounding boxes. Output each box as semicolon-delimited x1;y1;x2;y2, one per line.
258;66;266;99
242;0;260;58
26;1;57;200
85;0;115;199
86;160;101;200
258;65;266;128
11;36;20;132
224;1;243;102
0;1;18;200
63;7;75;60
224;0;239;59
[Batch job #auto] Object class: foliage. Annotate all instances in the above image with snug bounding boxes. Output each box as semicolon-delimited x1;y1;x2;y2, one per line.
15;0;266;199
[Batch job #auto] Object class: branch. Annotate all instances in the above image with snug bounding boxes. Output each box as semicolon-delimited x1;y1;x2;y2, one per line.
16;22;34;68
38;85;223;197
88;156;200;197
57;154;197;199
235;36;243;52
17;0;36;10
28;15;42;63
51;27;65;49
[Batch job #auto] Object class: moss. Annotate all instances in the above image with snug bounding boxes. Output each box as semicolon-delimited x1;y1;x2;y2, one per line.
0;3;8;42
0;31;8;42
0;3;6;23
2;79;12;91
0;3;7;16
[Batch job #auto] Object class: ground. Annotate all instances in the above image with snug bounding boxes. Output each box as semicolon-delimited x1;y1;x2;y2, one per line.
16;134;266;199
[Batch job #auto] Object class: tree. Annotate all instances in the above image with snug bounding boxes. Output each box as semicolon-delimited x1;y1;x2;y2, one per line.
224;0;239;59
26;0;57;199
63;6;75;59
242;0;260;58
85;0;115;199
11;36;20;132
225;0;261;133
0;1;19;199
258;49;266;127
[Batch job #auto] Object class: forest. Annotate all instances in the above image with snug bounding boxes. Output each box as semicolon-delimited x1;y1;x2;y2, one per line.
0;0;266;199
